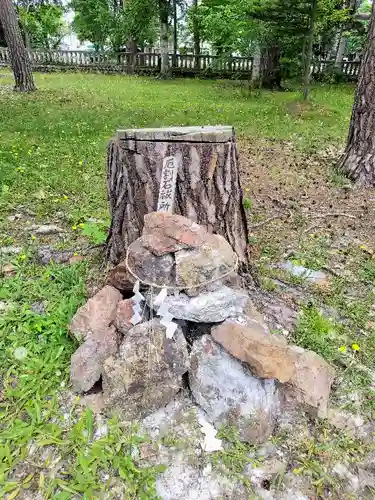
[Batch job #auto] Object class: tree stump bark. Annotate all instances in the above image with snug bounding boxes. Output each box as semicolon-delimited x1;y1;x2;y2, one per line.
107;126;249;266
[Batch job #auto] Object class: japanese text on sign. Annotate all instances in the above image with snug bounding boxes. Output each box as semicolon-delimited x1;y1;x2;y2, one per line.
157;156;179;213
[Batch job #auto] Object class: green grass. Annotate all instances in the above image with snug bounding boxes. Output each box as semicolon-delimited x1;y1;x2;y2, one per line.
0;71;354;228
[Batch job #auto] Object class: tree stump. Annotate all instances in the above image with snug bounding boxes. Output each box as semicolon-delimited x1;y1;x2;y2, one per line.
107;126;249;265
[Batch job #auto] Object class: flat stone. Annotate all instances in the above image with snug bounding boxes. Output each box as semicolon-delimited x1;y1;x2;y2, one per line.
114;298;136;335
70;327;120;393
0;246;22;255
142;212;206;256
175;233;237;289
151;286;249;323
211;320;293;383
328;408;374;443
189;335;280;444
102;319;189;420
27;224;65;235
281;261;328;285
69;285;122;342
36;246;74;265
127;238;175;287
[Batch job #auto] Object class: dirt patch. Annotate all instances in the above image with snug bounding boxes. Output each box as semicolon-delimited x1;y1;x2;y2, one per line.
239;139;375;264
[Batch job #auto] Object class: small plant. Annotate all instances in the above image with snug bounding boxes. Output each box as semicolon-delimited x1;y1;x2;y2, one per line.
242;197;252;210
80;222;107;245
293;305;343;362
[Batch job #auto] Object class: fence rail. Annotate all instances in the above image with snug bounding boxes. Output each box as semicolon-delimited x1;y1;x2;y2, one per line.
0;48;254;77
0;48;361;80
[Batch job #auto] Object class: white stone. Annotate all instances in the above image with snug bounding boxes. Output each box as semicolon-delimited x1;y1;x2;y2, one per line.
189;335;280;444
151;286;249;323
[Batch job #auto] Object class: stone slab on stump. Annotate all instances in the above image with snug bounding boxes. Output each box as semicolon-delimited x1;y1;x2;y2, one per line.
69;285;122;342
189;335;280;444
106;126;249;266
211;320;335;418
142;212;206;256
102;319;189;420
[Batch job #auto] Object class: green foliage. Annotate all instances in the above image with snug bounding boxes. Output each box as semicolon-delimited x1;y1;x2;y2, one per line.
242;197;252;210
293;305;343;362
71;0;158;51
19;3;66;49
0;259;163;497
80;222;107;245
71;0;113;50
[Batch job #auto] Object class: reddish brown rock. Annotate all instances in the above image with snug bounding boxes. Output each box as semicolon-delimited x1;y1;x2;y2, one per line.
127;238;175;287
107;261;136;293
211;320;335;418
283;346;335;418
69;285;122;342
114;299;135;335
211;320;293;383
70;326;120;393
142;212;206;256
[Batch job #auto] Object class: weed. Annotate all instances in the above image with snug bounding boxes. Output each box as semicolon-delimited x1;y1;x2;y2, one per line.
293;305;344;362
243;197;252;210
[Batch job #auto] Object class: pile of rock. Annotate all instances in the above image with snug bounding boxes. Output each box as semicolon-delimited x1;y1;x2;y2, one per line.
69;212;335;445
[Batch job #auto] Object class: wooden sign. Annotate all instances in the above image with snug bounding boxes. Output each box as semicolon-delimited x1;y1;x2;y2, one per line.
157;156;179;213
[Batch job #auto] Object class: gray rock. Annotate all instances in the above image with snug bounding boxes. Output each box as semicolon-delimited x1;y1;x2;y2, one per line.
328;408;374;443
0;301;13;314
189;335;280;444
27;224;65;235
30;301;46;315
151;286;249;323
156;461;248;500
0;246;22;255
175;233;236;289
127;238;175;287
102;319;189;420
36;246;74;265
281;261;328;284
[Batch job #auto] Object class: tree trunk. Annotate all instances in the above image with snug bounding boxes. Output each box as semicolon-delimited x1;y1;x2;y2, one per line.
159;0;170;77
173;0;177;67
340;3;375;186
107;126;249;265
0;0;36;92
260;45;281;89
251;44;261;85
303;0;318;100
335;28;347;69
192;0;200;68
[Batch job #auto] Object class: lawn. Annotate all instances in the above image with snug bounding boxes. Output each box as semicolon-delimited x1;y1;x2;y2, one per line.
1;70;375;499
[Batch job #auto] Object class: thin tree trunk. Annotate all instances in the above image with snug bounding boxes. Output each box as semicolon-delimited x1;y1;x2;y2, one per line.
303;0;318;100
335;29;347;69
251;44;261;84
107;126;249;265
173;0;177;67
260;45;281;89
159;0;170;78
0;0;36;92
340;3;375;186
192;0;200;68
